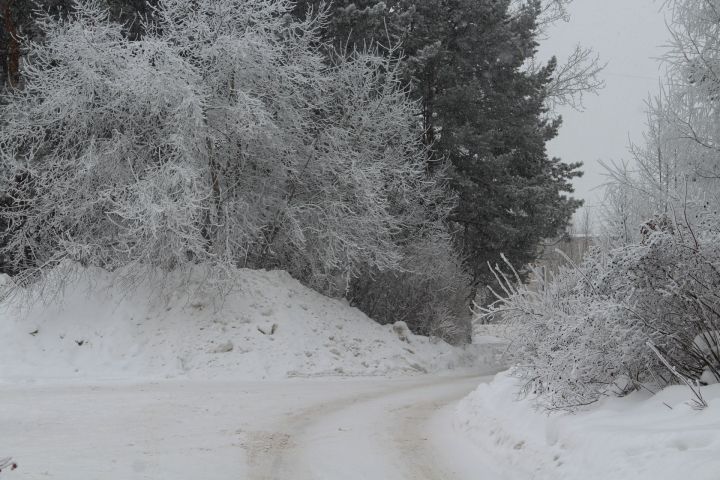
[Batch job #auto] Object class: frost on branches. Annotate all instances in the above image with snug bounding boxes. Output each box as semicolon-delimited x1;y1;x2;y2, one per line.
600;0;720;248
484;0;720;410
483;225;720;410
0;0;452;297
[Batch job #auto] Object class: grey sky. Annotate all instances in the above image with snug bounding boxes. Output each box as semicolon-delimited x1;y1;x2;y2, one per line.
538;0;668;225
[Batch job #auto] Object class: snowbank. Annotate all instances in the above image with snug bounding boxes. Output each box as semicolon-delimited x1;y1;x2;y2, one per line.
0;263;489;383
456;372;720;480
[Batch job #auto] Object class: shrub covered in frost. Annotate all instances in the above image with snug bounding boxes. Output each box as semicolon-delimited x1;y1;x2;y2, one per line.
350;231;473;344
490;0;720;409
483;218;720;409
0;0;471;338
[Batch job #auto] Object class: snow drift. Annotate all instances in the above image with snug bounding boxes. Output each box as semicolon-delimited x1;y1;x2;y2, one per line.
0;263;485;383
455;372;720;480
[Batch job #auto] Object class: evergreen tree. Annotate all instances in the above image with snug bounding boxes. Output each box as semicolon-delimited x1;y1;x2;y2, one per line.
411;0;582;281
294;0;583;286
291;0;408;52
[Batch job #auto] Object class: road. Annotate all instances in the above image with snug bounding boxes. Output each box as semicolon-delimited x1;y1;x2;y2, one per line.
0;372;497;479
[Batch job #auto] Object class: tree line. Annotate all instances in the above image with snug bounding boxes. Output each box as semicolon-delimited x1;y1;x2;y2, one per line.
0;0;587;342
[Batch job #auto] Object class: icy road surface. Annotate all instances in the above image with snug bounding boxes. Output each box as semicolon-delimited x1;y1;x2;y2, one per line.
1;372;498;480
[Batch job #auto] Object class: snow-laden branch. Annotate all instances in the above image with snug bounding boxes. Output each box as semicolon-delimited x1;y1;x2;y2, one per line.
0;0;452;294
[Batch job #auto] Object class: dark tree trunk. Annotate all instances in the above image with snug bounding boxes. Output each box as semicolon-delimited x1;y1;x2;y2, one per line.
2;0;20;87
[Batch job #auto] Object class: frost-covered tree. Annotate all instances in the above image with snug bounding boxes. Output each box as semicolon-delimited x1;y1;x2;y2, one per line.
0;0;451;294
292;0;584;288
599;0;720;246
0;0;159;88
485;0;720;410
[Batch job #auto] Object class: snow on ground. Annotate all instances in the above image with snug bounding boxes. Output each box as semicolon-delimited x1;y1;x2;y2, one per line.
0;263;507;479
3;262;715;479
455;371;720;480
0;262;489;383
0;374;499;480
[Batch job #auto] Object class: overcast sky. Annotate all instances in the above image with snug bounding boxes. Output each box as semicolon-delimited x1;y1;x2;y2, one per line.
538;0;668;227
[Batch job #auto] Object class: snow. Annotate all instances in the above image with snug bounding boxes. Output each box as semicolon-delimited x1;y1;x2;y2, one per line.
0;263;508;479
455;371;720;480
0;373;501;479
0;262;487;383
5;262;715;479
0;263;503;478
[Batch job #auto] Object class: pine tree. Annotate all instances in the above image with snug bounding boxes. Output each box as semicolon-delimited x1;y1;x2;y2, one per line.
409;1;583;280
291;0;408;52
293;0;582;286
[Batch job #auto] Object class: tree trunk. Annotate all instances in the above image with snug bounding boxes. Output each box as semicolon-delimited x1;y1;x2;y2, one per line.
2;0;20;87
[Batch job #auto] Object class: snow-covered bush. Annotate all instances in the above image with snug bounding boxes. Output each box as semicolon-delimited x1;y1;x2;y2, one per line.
0;0;452;295
350;231;473;344
480;256;624;409
483;218;720;409
489;0;720;409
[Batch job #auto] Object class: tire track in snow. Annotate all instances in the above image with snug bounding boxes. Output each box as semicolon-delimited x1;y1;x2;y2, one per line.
390;381;480;479
245;378;422;480
247;372;494;480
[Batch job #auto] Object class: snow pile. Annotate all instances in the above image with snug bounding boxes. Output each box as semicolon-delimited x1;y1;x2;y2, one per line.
0;263;488;383
472;323;511;347
456;372;720;480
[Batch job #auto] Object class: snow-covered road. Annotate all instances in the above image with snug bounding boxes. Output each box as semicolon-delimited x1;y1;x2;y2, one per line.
1;372;497;480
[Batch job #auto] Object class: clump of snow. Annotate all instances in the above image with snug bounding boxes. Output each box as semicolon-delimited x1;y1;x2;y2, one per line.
455;372;720;480
0;263;490;383
471;322;512;348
